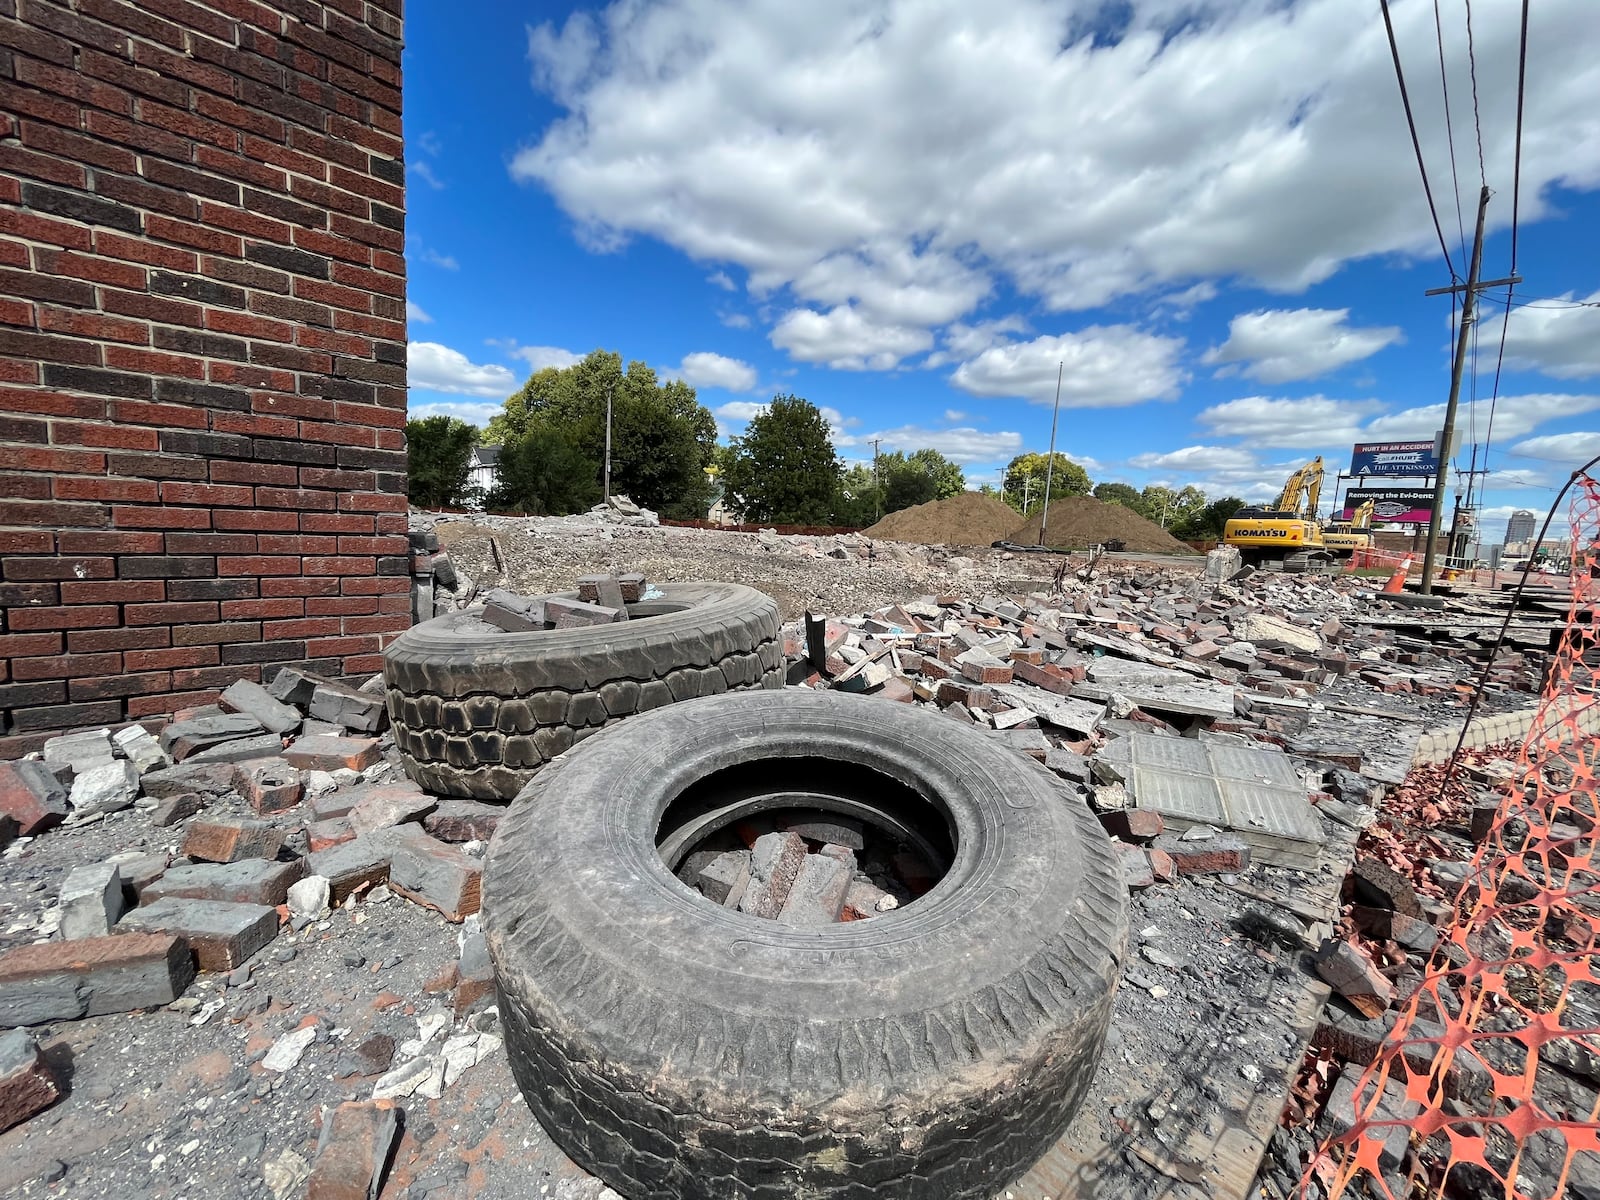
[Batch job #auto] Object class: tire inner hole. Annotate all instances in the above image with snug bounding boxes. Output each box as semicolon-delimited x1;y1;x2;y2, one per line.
655;757;953;924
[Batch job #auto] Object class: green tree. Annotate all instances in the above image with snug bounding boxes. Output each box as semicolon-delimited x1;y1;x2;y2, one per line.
832;462;881;527
1172;496;1245;539
1002;452;1093;515
724;395;840;524
1140;484;1207;530
487;350;716;519
487;420;602;515
405;415;480;509
1092;481;1143;510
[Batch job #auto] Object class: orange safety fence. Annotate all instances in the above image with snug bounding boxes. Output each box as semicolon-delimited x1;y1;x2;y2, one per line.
1305;472;1600;1198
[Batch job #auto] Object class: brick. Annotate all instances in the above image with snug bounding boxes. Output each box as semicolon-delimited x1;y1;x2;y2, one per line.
141;858;305;908
1098;809;1165;842
0;760;70;835
233;757;304;814
738;832;807;920
159;712;264;760
346;782;435;836
1313;938;1394;1019
0;933;194;1024
308;676;387;732
545;595;626;628
283;734;379;772
0;1029;61;1133
307;817;354;853
180;817;286;863
305;1099;401;1200
384;826;482;922
218;678;303;735
116;898;278;973
306;834;394;905
1150;831;1251;875
1350;856;1424;919
423;800;503;845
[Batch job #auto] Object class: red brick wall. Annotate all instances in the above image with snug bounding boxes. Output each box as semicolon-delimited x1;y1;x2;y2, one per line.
0;0;409;755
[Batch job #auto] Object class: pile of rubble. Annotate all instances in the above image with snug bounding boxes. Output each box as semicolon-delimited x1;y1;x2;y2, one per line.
0;667;512;1197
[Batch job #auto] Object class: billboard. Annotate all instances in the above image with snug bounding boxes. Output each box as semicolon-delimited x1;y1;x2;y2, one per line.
1342;487;1435;525
1350;440;1438;477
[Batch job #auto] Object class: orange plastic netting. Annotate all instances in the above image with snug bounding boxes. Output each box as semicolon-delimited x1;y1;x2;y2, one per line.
1308;475;1600;1198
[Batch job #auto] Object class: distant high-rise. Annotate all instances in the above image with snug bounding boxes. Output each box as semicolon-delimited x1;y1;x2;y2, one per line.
1506;510;1537;545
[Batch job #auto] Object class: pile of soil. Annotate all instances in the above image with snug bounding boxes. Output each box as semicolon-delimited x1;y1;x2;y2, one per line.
1007;496;1193;554
864;492;1024;546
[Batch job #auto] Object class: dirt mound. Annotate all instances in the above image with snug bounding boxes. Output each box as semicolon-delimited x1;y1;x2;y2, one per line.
1007;496;1193;554
864;492;1024;547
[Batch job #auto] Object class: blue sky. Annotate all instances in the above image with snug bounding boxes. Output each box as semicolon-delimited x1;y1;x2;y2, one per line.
402;0;1600;544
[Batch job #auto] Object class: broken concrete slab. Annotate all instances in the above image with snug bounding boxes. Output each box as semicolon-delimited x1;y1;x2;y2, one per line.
991;683;1104;735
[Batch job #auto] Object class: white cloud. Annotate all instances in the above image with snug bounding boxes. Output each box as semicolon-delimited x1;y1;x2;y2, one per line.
1203;308;1402;383
669;351;758;392
408;342;518;397
512;0;1600;325
422;248;459;271
769;305;932;370
719;311;753;329
491;342;582;372
409;161;445;190
1364;394;1600;442
1128;445;1258;473
864;425;1023;465
406;300;433;324
1479;293;1600;380
1153;281;1219;318
708;270;737;291
1198;395;1386;448
1509;432;1600;466
407;398;502;427
924;317;1030;368
944;409;966;422
950;325;1186;407
715;401;766;422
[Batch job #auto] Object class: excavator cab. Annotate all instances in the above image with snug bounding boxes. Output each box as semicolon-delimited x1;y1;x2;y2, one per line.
1223;457;1335;569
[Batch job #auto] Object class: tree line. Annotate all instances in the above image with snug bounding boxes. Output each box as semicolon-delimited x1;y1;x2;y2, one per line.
405;348;1243;538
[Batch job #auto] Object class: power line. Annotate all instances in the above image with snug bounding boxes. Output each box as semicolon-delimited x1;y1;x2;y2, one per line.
1479;0;1531;472
1431;0;1467;259
1462;0;1487;187
1378;0;1459;280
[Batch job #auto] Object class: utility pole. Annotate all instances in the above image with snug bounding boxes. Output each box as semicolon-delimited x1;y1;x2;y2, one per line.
1037;361;1064;547
1420;186;1514;593
603;384;613;504
869;437;883;523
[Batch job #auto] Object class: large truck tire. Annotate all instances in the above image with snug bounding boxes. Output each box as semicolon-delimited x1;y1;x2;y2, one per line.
481;689;1128;1200
383;582;782;801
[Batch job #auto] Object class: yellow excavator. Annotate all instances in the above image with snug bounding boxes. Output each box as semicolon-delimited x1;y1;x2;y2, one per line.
1223;457;1334;569
1322;499;1376;559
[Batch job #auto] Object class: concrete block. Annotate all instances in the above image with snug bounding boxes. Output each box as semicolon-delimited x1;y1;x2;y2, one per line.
0;933;193;1024
305;1099;401;1200
283;736;381;773
219;679;303;736
0;761;70;835
141;859;305;908
423;799;503;844
59;862;125;940
181;817;285;863
116;898;278;973
68;760;140;816
0;1029;60;1133
385;828;482;922
777;854;852;925
738;832;807;919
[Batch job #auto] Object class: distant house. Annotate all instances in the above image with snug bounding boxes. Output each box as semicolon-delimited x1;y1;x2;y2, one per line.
467;444;500;506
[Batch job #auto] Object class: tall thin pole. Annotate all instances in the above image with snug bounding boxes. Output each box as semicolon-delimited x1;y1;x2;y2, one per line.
603;384;613;503
1421;186;1489;594
870;437;883;522
1037;361;1064;547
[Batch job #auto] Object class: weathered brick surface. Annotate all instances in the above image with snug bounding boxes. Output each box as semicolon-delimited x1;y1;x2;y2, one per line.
0;932;194;1023
0;0;408;753
116;897;278;972
0;1029;61;1133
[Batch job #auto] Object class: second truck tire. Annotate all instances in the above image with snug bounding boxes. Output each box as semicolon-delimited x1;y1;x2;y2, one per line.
383;581;782;800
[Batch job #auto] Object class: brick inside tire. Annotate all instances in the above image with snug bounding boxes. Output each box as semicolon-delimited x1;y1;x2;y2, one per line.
481;689;1129;1200
382;581;783;801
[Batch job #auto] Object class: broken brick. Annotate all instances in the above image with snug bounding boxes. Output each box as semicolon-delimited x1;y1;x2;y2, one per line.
308;677;388;734
1350;856;1423;918
306;834;395;905
234;758;303;814
0;933;194;1024
218;679;303;736
1151;831;1251;874
141;859;305;908
1314;937;1393;1019
776;854;852;925
544;596;625;628
738;832;807;919
116;898;278;973
305;1100;402;1200
181;817;286;864
346;783;437;837
385;827;482;922
0;760;70;836
0;1029;60;1133
1098;809;1165;842
423;799;503;844
282;735;380;773
307;818;356;853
